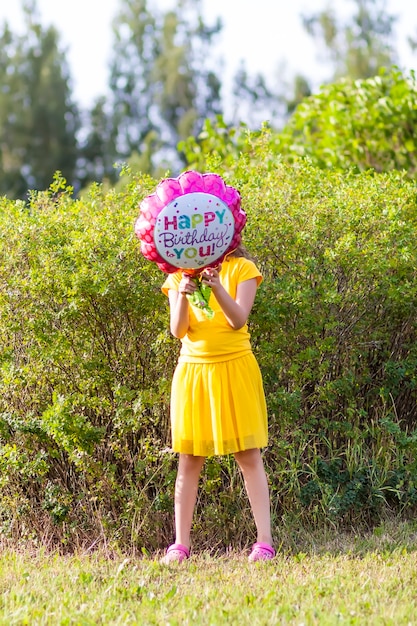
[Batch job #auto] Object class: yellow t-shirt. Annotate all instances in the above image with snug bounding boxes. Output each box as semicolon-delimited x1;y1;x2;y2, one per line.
161;256;262;363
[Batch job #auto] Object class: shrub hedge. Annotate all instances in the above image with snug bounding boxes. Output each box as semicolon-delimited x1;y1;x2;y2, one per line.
1;150;417;552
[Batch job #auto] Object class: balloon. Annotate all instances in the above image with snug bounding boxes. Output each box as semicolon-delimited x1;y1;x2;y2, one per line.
135;171;246;274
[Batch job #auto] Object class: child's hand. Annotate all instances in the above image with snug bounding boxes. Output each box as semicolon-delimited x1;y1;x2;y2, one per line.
201;265;222;290
178;274;198;296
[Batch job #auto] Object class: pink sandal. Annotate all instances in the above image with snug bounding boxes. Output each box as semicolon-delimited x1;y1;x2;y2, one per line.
160;543;190;564
248;542;275;562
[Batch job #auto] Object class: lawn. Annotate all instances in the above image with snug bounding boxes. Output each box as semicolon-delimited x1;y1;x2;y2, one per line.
1;520;416;625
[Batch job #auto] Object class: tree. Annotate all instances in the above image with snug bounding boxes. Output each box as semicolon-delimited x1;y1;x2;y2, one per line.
103;0;223;175
0;1;79;198
231;63;283;128
302;0;398;81
77;97;119;188
285;74;312;116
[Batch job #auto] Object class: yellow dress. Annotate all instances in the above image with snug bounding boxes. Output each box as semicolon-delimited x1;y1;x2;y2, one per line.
162;256;268;456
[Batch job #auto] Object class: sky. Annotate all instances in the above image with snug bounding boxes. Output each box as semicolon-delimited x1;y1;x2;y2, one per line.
1;0;416;107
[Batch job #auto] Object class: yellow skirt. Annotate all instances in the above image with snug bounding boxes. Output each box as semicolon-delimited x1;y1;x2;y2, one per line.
170;352;268;456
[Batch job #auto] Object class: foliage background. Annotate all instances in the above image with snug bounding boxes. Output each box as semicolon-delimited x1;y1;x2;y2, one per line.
1;0;416;197
1;122;417;551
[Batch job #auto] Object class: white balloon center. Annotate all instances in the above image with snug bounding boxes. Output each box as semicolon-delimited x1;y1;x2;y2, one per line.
154;192;235;270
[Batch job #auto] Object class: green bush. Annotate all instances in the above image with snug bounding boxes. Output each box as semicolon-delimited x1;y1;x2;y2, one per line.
0;173;177;549
181;69;417;181
1;151;417;551
276;67;417;177
234;153;417;528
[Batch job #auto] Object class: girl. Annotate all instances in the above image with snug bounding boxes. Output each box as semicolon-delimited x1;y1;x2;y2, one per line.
161;246;274;563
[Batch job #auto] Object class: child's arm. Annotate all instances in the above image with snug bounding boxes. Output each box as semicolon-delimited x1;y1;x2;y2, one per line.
202;267;257;330
167;274;197;338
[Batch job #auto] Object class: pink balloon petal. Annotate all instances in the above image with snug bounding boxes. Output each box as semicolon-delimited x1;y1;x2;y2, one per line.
140;242;155;260
157;260;178;273
223;186;240;205
156;178;182;204
203;174;226;198
179;170;204;193
234;210;247;232
140;195;163;220
135;215;153;237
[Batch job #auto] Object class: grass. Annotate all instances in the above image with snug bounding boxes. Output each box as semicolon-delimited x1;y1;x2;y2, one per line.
1;518;417;625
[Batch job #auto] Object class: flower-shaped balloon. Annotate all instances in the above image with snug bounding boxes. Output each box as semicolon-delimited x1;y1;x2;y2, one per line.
135;171;246;274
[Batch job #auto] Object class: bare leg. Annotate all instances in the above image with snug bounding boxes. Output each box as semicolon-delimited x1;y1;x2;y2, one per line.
234;448;273;546
173;453;205;549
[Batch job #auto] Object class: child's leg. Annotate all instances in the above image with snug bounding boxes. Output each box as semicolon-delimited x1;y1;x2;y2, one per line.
173;453;205;549
234;448;273;546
